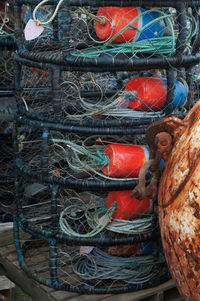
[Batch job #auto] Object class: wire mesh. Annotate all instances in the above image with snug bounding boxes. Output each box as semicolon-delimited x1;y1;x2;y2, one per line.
15;171;158;237
0;50;14;91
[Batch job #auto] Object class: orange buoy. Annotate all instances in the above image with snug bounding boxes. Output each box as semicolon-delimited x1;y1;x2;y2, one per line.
95;7;165;43
107;190;151;220
102;144;150;178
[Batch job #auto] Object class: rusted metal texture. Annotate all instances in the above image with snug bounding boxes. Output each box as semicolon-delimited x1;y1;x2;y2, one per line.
148;100;200;301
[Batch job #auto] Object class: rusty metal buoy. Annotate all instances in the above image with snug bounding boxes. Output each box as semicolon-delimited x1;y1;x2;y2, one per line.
132;100;200;301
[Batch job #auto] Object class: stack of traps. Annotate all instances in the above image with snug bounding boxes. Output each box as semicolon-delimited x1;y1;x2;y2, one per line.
13;0;200;293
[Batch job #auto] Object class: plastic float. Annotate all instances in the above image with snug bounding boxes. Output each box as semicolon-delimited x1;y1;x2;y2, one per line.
106;190;152;256
125;77;187;111
107;190;151;220
95;7;165;43
102;144;150;178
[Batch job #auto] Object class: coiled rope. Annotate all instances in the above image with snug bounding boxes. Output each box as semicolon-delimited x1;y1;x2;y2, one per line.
59;195;155;237
73;248;163;283
59;202;117;238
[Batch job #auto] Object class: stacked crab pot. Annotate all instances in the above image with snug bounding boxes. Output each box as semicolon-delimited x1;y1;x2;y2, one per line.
12;0;200;296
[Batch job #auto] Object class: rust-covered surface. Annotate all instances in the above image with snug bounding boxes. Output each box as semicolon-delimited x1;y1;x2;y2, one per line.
154;101;200;301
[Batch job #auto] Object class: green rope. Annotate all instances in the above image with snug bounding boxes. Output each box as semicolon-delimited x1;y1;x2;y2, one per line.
99;207;155;217
72;36;177;58
0;29;15;40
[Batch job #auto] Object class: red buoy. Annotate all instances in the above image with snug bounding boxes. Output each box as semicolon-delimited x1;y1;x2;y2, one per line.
126;77;167;111
107;242;153;256
95;7;139;43
107;244;141;256
95;7;165;43
107;190;151;220
102;144;149;178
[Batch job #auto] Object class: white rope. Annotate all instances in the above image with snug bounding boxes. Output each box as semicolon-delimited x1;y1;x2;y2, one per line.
33;0;65;25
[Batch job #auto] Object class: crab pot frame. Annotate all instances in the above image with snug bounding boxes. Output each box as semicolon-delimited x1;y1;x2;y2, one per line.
14;56;192;130
13;0;200;127
13;214;171;294
13;184;170;294
13;118;171;293
14;146;169;293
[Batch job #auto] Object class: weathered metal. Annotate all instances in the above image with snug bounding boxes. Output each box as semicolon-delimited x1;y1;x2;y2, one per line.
146;100;200;301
